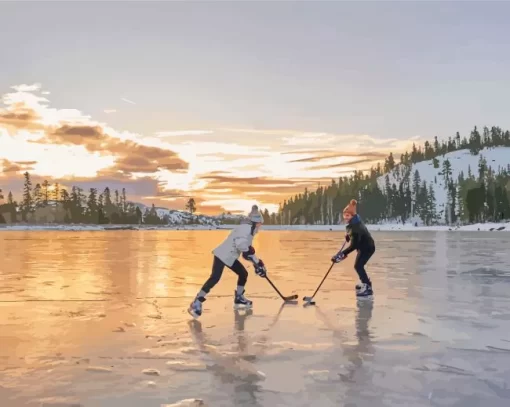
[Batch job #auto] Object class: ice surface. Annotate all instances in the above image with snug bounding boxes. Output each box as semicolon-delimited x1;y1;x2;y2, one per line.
1;230;510;407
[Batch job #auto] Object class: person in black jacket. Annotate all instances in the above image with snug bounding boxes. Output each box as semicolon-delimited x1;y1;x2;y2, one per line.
331;199;376;299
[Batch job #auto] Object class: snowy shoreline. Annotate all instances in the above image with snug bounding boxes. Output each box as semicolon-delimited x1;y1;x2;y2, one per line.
0;222;508;232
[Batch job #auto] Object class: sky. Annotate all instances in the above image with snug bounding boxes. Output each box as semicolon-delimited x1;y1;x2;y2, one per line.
1;1;510;214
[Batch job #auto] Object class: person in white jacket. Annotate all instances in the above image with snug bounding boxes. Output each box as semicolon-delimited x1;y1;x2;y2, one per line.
188;205;267;318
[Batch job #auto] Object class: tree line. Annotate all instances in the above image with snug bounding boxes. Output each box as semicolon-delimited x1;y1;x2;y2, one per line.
262;126;510;226
0;172;199;225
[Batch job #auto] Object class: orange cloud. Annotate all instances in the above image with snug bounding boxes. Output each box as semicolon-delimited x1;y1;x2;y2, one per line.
0;106;43;130
1;159;37;173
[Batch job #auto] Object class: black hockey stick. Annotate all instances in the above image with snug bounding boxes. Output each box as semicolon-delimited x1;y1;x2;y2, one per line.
250;257;298;302
303;240;347;305
265;276;298;302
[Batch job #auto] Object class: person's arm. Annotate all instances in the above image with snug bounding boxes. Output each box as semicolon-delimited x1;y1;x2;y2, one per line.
234;226;260;263
342;226;359;256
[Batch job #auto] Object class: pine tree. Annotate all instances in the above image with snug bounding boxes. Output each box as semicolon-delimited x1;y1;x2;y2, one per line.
417;180;430;224
22;171;33;219
0;188;3;201
384;175;393;217
262;208;271;224
469;126;482;155
427;183;437;225
53;183;60;202
135;206;142;224
121;188;127;213
424;141;434;159
87;188;98;223
60;189;71;204
442;158;452;184
7;191;13;204
42;180;50;205
185;197;196;220
412;170;421;216
478;155;487;181
114;189;120;209
33;183;43;208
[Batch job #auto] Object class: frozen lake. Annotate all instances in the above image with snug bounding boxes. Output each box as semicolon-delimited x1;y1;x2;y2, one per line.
1;230;510;407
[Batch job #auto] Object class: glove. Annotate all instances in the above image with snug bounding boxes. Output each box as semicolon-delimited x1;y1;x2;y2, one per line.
331;252;346;263
242;246;256;261
345;234;350;243
254;259;267;278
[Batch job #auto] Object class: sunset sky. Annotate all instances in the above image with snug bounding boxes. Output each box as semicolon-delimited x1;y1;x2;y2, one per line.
2;2;510;214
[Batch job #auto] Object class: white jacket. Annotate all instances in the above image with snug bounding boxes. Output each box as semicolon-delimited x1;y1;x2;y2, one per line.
213;223;259;267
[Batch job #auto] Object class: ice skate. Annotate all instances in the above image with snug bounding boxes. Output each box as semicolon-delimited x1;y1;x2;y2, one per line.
187;296;206;318
356;283;373;300
234;289;253;309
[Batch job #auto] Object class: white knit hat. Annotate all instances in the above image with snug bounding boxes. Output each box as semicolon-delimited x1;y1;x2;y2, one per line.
248;205;264;223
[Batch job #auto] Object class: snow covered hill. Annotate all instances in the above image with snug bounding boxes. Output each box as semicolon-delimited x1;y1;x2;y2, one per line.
377;146;510;223
134;203;244;225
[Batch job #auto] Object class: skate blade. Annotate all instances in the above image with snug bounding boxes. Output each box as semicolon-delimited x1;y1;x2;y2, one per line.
356;295;373;301
233;303;253;310
187;307;201;319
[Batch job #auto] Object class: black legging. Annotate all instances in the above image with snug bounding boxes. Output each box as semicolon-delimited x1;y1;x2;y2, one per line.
201;256;248;293
354;245;375;286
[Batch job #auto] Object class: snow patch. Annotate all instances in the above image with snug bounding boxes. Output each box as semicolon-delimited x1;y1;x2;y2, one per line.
377;146;510;223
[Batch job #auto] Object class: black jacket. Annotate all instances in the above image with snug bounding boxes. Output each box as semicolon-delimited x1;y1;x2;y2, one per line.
342;214;375;256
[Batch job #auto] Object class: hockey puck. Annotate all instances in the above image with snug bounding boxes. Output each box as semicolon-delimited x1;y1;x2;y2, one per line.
309;301;316;305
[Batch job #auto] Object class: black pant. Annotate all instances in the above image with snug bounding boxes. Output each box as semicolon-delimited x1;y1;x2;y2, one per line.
201;256;248;293
354;245;375;286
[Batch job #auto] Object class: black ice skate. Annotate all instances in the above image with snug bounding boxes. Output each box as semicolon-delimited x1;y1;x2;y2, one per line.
234;289;253;309
188;296;206;318
356;283;373;300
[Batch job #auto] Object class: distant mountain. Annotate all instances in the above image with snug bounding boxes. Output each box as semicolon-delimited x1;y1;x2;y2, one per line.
133;203;245;225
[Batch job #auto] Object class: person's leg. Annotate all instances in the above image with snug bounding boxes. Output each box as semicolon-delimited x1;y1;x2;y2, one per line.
199;256;226;296
188;256;225;318
228;259;249;295
354;246;375;297
354;247;374;286
229;260;252;307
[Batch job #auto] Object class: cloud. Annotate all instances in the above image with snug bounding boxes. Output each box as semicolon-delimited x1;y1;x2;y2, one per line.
282;133;336;146
103;109;117;114
0;84;191;206
195;174;332;202
220;127;300;136
287;151;387;163
200;174;297;186
155;130;214;137
36;124;189;175
1;159;37;173
0;105;43;130
121;98;136;105
307;157;380;171
12;84;42;92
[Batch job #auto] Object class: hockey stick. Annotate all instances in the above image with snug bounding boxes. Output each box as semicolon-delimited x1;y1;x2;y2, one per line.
265;275;298;302
249;257;298;302
303;239;347;306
